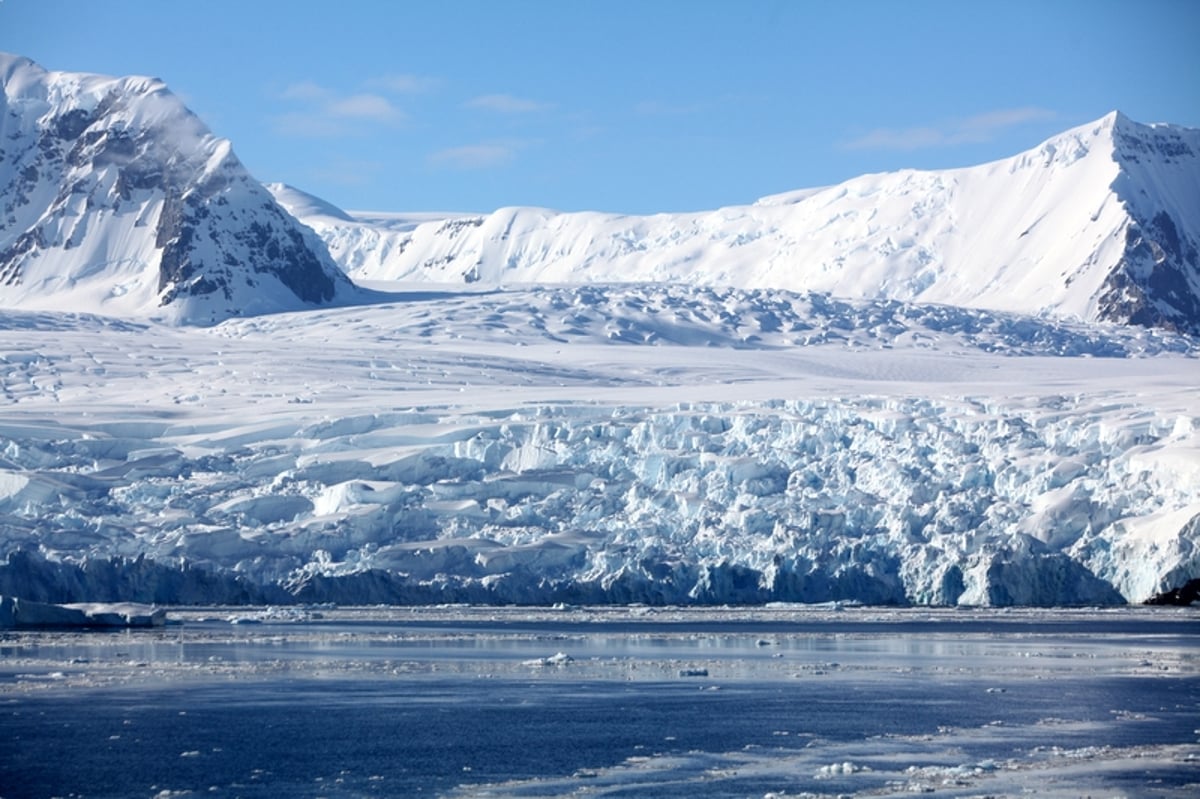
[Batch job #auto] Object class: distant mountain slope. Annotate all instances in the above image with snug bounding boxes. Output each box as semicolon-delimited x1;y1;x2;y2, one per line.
267;182;476;277
0;54;353;324
280;112;1200;334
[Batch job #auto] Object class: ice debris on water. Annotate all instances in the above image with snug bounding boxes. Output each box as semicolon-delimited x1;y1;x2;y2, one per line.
0;596;166;629
523;652;573;667
814;761;869;778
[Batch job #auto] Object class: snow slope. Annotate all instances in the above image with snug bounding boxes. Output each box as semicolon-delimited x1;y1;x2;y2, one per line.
0;284;1196;607
278;112;1200;333
267;182;475;278
0;54;353;324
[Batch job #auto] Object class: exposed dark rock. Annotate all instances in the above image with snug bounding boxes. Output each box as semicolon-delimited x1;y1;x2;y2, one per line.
1097;208;1200;336
52;107;94;141
0;227;44;285
1143;578;1200;606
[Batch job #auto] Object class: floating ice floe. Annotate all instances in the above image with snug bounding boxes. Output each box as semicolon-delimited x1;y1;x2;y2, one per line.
0;596;166;628
523;652;573;667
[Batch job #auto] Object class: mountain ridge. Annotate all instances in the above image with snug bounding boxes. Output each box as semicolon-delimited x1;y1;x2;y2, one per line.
2;53;1196;335
277;110;1200;334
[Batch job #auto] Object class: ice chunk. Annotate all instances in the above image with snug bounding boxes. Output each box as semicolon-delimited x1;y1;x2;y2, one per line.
0;596;166;628
523;652;573;667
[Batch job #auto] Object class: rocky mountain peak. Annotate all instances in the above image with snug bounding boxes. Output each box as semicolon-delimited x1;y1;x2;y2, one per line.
0;53;352;324
1094;114;1200;334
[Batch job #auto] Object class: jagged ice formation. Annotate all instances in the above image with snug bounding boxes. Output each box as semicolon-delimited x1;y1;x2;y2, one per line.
0;287;1197;606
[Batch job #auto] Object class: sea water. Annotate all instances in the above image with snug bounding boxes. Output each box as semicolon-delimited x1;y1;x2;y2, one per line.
1;606;1197;798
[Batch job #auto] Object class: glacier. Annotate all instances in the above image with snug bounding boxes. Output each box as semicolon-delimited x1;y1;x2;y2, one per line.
0;285;1197;607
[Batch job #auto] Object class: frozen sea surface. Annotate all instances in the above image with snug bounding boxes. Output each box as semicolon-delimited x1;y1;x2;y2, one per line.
1;606;1197;798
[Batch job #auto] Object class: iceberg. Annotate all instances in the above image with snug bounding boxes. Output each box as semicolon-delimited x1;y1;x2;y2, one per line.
0;596;166;629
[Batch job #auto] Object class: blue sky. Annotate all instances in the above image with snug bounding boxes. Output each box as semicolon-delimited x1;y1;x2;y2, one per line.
3;0;1198;214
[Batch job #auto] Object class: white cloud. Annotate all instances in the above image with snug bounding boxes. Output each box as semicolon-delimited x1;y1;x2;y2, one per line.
465;93;550;113
280;81;333;102
272;111;352;138
429;143;517;170
842;107;1058;151
369;73;441;94
308;158;386;187
327;94;404;121
957;107;1057;135
274;82;405;137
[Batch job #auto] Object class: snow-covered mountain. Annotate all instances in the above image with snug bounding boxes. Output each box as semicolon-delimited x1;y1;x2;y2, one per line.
275;112;1200;334
0;54;353;324
1;54;1198;608
266;182;476;278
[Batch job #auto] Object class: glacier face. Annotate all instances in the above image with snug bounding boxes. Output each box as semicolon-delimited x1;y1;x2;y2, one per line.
275;112;1200;335
0;285;1197;607
0;53;352;324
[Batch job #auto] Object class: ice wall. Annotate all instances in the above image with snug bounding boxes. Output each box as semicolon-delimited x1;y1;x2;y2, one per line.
3;394;1196;606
